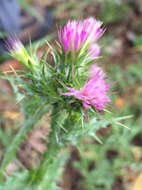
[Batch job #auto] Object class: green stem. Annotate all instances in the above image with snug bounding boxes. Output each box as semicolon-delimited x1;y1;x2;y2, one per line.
37;134;61;190
33;106;66;190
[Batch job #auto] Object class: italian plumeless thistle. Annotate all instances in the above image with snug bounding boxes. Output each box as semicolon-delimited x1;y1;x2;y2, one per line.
0;18;129;189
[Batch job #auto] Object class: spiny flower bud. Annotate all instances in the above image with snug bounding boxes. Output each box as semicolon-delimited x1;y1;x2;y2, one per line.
6;37;35;69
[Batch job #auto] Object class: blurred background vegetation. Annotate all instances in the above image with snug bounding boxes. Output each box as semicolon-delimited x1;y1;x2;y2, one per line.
0;0;142;189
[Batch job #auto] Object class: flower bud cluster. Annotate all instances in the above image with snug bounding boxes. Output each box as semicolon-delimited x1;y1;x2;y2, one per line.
7;17;110;115
59;18;110;113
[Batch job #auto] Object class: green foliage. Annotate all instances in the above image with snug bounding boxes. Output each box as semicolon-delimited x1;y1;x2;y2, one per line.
0;98;50;179
0;31;114;190
73;54;142;189
134;36;142;47
74;113;142;190
99;0;130;24
0;171;32;190
0;31;130;189
0;154;67;190
107;61;142;94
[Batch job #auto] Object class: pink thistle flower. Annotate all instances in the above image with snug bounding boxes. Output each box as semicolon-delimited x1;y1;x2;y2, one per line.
63;69;110;114
88;44;100;59
58;17;103;54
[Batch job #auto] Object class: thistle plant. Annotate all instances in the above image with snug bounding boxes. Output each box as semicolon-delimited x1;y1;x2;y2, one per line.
0;18;129;190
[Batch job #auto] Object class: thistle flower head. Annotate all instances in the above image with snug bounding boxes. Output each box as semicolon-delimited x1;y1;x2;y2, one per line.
63;67;110;114
6;37;35;68
58;17;103;54
6;37;24;56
